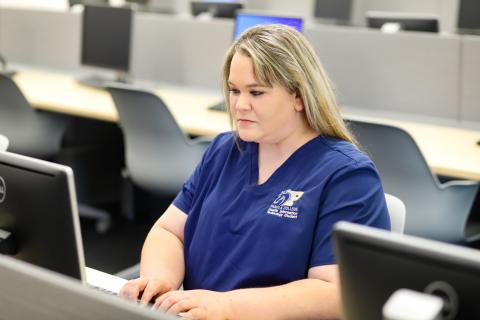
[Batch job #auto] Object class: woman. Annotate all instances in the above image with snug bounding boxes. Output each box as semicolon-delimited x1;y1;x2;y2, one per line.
120;24;390;319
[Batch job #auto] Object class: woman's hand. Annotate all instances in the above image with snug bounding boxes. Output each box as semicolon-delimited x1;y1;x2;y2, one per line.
119;277;175;305
153;289;234;320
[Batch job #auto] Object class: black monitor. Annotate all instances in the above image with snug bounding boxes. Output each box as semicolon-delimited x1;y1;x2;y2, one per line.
190;0;243;19
366;11;439;33
0;151;86;280
80;5;133;87
334;221;480;320
458;0;480;34
69;0;109;7
313;0;352;24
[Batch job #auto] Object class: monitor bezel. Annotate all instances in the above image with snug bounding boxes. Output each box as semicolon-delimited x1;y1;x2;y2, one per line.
334;221;480;320
80;4;133;72
366;11;440;33
0;151;86;282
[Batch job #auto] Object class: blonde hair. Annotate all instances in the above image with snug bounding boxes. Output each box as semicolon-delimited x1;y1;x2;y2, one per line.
222;24;356;144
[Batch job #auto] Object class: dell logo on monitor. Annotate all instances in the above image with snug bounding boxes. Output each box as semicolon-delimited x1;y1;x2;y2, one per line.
0;176;5;203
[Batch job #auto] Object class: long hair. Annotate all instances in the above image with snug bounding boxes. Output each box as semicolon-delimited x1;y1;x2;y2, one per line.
222;24;356;144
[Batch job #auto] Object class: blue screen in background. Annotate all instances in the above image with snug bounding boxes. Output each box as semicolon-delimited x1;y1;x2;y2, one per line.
233;13;303;39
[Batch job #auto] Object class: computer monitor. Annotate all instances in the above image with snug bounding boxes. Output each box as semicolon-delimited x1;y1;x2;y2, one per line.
0;254;177;320
313;0;352;24
69;0;109;7
0;151;86;280
366;11;439;33
190;0;243;19
80;5;133;87
458;0;480;34
233;12;303;39
334;221;480;320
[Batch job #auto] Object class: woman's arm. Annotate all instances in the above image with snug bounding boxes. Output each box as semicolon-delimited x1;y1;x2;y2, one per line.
154;264;341;320
119;204;187;304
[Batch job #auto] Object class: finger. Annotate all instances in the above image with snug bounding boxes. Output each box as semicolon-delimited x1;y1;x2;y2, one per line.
180;307;207;320
154;291;187;311
119;278;146;301
166;299;196;315
140;280;169;305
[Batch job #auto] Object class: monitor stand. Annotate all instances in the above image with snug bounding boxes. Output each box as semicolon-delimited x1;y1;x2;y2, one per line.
208;100;226;112
77;71;130;89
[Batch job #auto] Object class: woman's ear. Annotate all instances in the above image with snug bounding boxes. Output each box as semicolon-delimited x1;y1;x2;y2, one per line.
294;94;304;112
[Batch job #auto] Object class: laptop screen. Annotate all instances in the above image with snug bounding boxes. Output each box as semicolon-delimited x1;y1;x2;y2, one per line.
233;12;303;39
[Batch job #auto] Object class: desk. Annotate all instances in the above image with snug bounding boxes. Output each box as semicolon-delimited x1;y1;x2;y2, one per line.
12;70;480;181
13;70;230;137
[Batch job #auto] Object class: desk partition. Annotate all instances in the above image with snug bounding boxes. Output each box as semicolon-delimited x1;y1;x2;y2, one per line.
1;7;480;124
460;36;480;123
306;26;461;119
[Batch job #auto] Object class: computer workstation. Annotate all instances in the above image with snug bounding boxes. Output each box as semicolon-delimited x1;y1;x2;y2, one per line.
78;4;133;88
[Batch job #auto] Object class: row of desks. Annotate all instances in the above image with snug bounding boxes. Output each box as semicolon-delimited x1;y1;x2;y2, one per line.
13;70;480;181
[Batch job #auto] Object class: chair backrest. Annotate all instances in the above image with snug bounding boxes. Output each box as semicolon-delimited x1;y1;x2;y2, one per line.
0;134;8;151
384;193;406;234
0;73;66;159
348;119;479;243
107;84;209;195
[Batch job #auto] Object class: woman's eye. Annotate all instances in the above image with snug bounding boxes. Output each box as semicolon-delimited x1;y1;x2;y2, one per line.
250;91;264;97
229;89;240;95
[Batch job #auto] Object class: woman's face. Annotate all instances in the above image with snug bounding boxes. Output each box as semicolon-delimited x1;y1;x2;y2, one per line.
228;53;305;144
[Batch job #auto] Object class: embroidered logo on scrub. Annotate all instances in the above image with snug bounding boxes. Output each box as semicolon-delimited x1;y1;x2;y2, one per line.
267;189;304;219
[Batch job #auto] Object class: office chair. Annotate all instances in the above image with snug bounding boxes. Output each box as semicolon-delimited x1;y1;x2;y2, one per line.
0;73;68;159
0;73;110;233
106;84;212;219
348;119;479;243
385;193;406;234
0;134;8;152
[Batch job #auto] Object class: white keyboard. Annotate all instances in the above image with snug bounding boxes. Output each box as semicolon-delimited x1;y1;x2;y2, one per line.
85;267;128;295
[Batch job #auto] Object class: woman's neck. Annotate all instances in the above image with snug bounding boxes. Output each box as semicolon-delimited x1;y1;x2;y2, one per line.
257;127;318;185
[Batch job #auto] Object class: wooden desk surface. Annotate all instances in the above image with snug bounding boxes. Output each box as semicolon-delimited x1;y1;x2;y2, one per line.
13;70;230;137
13;70;480;181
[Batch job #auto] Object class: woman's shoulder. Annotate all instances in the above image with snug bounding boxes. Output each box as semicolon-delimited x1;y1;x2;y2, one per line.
316;135;374;170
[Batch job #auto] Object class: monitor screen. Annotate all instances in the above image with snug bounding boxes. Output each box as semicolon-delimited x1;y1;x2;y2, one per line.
366;11;439;33
458;0;480;31
313;0;352;23
0;151;86;280
190;1;243;19
233;12;303;39
334;221;480;320
81;5;133;71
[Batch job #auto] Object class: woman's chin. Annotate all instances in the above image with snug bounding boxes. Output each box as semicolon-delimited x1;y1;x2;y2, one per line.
237;130;258;142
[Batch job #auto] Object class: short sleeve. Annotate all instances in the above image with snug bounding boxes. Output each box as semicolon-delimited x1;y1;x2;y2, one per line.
172;132;232;214
309;163;391;267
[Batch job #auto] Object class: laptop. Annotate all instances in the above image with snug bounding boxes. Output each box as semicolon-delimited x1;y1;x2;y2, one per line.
0;253;177;320
0;151;126;294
